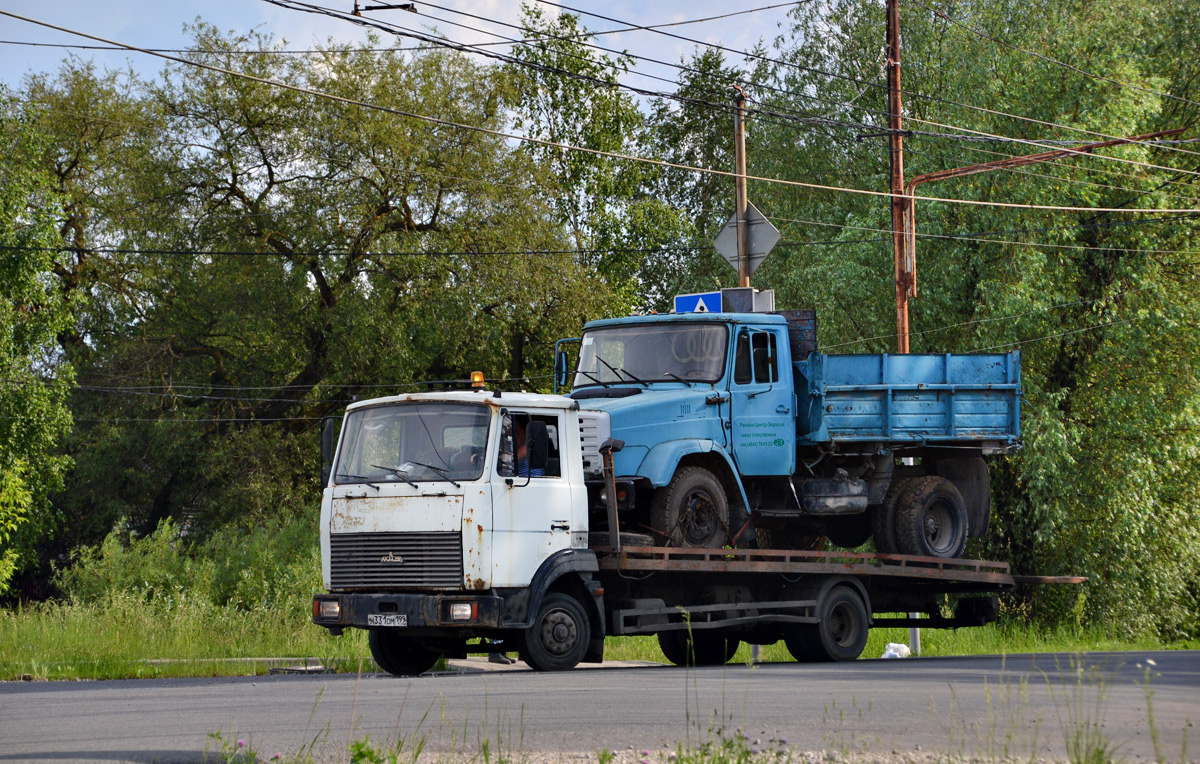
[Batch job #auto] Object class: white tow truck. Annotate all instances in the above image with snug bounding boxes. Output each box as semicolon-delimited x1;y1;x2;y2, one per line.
311;379;1056;674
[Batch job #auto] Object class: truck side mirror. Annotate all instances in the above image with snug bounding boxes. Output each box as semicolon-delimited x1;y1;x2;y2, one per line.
320;417;338;485
555;350;571;391
526;420;549;472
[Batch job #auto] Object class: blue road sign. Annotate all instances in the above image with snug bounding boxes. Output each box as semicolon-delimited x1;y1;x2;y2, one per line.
674;291;723;314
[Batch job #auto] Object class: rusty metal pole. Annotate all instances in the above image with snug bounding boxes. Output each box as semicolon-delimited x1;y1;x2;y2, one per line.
734;88;750;289
600;439;625;551
886;0;909;353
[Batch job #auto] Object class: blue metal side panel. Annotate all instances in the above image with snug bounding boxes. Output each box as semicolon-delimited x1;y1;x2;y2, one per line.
799;351;1021;444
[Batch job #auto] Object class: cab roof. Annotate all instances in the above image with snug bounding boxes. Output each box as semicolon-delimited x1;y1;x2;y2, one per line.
345;389;578;413
582;312;788;330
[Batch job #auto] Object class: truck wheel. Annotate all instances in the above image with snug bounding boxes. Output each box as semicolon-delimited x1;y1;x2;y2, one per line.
893;476;968;558
651;467;729;547
870;478;909;554
519;592;590;672
368;629;441;676
784;585;868;662
657;630;740;666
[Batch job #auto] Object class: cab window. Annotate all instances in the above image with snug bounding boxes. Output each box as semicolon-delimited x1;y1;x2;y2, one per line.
497;412;562;478
734;330;778;385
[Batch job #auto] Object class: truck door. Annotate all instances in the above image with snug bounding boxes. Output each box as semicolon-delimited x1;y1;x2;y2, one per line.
489;411;577;587
729;327;796;476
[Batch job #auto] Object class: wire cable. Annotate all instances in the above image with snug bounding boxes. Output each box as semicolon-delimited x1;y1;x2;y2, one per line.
542;0;1200;166
912;0;1200;111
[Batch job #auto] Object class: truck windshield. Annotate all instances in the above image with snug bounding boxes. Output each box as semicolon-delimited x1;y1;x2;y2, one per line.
334;402;489;485
574;323;728;387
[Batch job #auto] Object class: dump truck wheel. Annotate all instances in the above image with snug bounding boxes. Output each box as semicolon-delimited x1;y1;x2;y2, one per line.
870;478;910;554
651;467;729;547
368;629;440;676
519;592;590;672
894;476;968;558
784;585;868;662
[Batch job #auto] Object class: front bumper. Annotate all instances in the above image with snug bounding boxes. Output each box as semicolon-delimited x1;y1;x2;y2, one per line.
313;591;505;634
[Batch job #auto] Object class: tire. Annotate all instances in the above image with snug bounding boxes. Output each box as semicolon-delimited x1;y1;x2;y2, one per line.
519;592;591;672
368;629;441;676
784;585;868;662
893;476;968;558
650;467;730;547
869;478;910;554
657;630;740;666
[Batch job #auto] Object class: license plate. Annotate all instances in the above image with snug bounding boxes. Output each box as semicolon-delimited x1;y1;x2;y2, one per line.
367;614;407;627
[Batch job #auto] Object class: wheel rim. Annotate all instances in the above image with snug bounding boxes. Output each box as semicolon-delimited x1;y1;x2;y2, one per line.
827;601;860;648
538;607;579;657
924;499;956;555
680;491;720;545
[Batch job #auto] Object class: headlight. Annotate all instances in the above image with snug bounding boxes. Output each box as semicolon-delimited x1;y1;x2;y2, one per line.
314;598;341;620
449;602;478;621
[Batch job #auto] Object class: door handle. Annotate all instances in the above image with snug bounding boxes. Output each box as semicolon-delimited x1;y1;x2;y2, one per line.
776;405;790;414
550;522;570;531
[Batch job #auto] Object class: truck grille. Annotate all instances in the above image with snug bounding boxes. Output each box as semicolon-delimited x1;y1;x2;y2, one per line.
330;532;463;590
578;410;611;478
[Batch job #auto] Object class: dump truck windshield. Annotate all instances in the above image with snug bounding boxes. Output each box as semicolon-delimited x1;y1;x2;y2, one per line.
574;323;728;387
334;402;489;484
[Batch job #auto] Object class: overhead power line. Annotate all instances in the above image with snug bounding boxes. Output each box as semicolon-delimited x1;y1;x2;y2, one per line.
4;211;1199;262
273;0;1200;181
3;10;1198;219
913;0;1200;110
540;0;1200;166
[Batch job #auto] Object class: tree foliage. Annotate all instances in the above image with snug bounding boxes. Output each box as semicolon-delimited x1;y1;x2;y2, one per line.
12;26;619;588
750;0;1200;637
5;1;1200;638
0;90;74;594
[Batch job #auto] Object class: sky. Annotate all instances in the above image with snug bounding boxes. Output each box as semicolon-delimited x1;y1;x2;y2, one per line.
0;1;799;92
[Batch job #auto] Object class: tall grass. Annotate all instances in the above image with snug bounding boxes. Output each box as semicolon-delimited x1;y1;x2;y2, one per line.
0;511;1180;680
1;591;368;680
2;512;370;680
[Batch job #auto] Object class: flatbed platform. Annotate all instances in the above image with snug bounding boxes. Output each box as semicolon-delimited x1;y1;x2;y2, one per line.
595;545;1016;589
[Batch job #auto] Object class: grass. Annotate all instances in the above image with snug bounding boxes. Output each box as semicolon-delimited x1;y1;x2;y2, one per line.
603;621;1172;666
0;591;367;680
0;598;1182;681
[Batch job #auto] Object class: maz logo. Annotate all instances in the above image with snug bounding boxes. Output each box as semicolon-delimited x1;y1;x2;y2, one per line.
379;552;405;564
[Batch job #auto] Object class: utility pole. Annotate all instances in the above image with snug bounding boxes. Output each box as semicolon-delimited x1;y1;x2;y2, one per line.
734;87;750;288
886;0;910;353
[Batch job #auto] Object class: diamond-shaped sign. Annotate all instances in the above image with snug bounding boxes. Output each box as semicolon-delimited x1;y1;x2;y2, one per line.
713;202;781;277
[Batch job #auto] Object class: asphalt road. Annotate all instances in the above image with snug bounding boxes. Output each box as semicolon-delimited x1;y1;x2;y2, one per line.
1;651;1196;764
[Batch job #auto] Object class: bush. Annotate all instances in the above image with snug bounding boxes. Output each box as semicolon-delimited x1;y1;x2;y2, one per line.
55;512;320;612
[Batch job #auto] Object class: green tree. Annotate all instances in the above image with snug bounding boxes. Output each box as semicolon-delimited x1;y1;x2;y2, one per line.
507;5;688;299
637;48;748;311
0;90;74;595
746;0;1200;637
17;27;618;578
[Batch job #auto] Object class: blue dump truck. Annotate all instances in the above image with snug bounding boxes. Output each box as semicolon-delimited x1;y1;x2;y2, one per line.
558;293;1021;559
